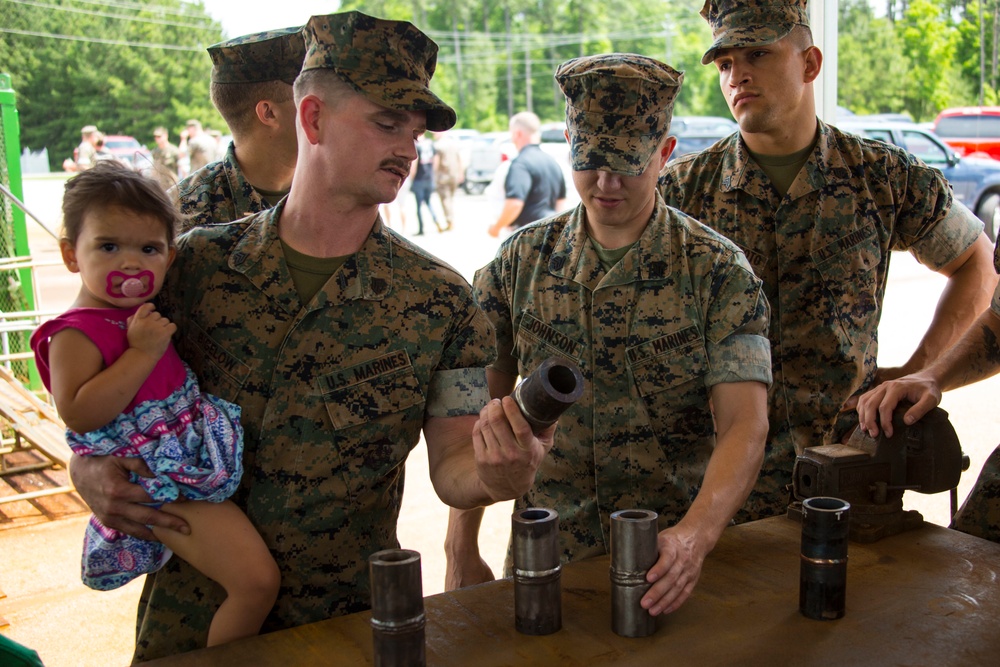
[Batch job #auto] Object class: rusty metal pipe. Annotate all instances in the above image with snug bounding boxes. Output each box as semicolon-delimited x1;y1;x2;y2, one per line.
512;507;561;635
610;509;659;637
799;496;850;621
369;549;425;667
512;357;585;434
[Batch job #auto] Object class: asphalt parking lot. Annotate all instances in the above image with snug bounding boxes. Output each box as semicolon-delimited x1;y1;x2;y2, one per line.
2;172;998;666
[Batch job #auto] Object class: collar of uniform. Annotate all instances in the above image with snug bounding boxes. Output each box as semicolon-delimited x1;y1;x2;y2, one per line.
801;119;846;189
547;195;673;285
221;141;271;217
722;118;844;201
227;201;393;310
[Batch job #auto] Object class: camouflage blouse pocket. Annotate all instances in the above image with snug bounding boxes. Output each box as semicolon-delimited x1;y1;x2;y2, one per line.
180;322;252;400
320;352;426;430
812;225;881;343
626;332;712;439
512;313;586;374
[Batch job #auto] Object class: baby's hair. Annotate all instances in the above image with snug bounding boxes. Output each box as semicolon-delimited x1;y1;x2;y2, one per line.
62;162;180;246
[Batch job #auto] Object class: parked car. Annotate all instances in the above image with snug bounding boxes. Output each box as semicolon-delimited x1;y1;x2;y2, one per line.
463;132;514;195
839;119;1000;241
931;106;1000;160
103;135;152;168
669;116;738;161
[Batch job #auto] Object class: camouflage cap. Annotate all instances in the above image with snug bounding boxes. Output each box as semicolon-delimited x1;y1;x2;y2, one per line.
301;11;456;132
208;26;306;85
700;0;810;65
81;125;98;134
555;53;683;177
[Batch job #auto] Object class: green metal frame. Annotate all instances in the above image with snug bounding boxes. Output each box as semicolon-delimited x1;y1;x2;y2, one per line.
0;73;42;389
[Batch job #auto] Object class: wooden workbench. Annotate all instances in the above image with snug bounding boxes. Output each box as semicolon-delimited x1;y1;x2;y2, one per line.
143;516;1000;666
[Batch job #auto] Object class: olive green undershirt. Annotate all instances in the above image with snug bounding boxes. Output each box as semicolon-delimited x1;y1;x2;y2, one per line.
255;186;290;206
589;236;636;273
748;138;816;198
281;240;348;303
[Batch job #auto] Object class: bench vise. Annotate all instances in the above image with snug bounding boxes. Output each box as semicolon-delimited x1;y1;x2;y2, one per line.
789;406;968;543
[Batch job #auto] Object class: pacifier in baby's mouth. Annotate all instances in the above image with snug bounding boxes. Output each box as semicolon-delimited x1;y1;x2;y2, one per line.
106;270;155;299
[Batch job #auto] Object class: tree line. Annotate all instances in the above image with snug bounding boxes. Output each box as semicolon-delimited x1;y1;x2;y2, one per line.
2;0;1000;170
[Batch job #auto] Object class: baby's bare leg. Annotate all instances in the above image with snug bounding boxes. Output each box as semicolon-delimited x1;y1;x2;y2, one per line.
152;500;280;646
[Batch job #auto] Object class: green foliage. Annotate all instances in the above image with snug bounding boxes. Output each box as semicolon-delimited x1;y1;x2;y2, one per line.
339;0;679;129
1;0;224;170
838;0;909;116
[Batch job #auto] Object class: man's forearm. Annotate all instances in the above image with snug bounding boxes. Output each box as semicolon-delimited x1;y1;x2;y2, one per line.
489;199;525;235
905;234;997;372
677;383;768;546
445;506;486;558
930;309;1000;391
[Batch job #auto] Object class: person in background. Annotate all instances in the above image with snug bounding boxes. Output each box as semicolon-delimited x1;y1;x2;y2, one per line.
447;53;771;618
432;130;464;231
659;0;997;523
411;133;442;235
151;127;180;191
486;111;566;238
68;124;99;172
91;133;116;164
207;129;226;161
171;27;305;231
178;119;217;176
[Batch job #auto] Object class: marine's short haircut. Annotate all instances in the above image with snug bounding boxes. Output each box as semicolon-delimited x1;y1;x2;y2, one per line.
210;79;294;136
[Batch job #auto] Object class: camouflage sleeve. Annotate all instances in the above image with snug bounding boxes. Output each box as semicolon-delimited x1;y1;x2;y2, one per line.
896;164;983;270
424;290;495;418
472;250;519;377
702;250;772;388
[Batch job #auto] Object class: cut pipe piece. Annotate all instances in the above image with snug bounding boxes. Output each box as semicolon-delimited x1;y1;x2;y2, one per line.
512;357;585;434
610;509;659;637
512;507;561;635
800;496;850;621
369;549;425;667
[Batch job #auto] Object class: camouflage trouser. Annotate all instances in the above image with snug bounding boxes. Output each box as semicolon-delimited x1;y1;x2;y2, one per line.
951;442;1000;544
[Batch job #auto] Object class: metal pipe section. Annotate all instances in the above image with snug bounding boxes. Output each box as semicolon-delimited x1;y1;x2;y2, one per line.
799;496;850;620
512;507;561;635
609;509;659;637
512;356;585;434
369;549;425;667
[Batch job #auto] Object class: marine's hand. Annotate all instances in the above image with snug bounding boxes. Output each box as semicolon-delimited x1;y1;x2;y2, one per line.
472;396;555;502
874;365;910;385
641;525;708;616
126;303;176;360
69;454;190;540
445;550;495;591
855;373;941;438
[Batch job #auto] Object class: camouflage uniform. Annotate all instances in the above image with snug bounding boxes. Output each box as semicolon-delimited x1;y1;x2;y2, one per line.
170;26;306;232
474;53;771;567
477;199;771;565
661;122;983;523
659;0;986;523
133;201;492;660
131;12;479;661
951;238;1000;542
170;142;273;232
